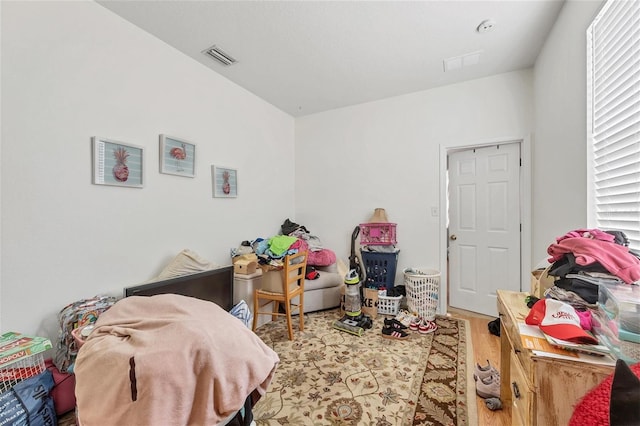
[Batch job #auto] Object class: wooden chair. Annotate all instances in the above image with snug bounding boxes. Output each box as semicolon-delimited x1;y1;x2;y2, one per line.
252;251;307;340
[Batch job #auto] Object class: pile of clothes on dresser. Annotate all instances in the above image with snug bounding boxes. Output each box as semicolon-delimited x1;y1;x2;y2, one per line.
530;228;640;363
543;228;640;307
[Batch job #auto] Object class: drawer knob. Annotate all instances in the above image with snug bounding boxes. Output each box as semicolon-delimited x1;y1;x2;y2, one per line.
512;381;521;399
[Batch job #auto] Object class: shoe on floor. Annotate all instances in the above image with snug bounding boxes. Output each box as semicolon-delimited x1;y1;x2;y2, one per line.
384;317;408;330
474;360;499;382
476;374;500;399
409;316;422;331
418;319;437;334
395;310;418;328
381;325;410;340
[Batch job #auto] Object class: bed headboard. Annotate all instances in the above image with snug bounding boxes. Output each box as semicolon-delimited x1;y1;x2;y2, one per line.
123;265;234;311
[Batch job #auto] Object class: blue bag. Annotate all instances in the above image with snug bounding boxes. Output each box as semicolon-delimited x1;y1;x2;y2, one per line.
0;370;56;426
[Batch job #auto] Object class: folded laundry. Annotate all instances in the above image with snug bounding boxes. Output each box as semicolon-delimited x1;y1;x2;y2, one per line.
548;237;640;284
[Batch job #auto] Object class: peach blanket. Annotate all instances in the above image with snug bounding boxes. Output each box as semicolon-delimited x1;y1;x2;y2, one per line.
74;294;279;425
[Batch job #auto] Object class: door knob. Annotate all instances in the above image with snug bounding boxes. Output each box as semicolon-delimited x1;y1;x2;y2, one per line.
450;234;457;240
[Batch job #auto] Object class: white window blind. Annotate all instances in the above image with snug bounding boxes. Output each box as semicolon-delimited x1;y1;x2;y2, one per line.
587;0;640;251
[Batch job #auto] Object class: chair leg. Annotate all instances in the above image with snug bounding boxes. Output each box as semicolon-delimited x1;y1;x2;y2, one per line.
252;294;258;332
285;298;294;340
299;292;304;332
272;301;279;322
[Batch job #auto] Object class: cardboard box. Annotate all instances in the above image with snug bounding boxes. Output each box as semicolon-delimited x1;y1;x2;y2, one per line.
530;265;555;298
233;259;258;275
261;269;285;292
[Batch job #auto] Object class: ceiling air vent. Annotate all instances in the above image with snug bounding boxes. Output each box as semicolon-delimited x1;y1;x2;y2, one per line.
202;45;237;66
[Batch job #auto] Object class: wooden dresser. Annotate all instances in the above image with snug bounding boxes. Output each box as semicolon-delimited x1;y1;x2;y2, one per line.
497;290;614;425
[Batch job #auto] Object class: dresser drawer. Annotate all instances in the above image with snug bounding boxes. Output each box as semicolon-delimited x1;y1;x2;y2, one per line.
498;293;533;383
510;351;534;426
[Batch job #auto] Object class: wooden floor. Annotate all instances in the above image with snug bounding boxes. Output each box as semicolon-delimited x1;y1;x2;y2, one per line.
448;308;511;426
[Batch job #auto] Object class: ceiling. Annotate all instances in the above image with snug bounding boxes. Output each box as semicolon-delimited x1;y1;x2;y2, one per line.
98;1;565;117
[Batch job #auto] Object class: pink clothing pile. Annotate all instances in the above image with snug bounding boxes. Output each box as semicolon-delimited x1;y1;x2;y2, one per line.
548;237;640;284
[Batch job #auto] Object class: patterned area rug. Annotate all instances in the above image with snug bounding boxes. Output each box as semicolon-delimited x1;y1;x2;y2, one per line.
253;309;477;425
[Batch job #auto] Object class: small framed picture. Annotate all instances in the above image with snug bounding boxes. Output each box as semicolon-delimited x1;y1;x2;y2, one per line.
211;165;237;198
92;137;144;188
159;134;196;177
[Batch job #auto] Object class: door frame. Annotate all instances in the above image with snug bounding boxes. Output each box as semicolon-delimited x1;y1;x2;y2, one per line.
437;135;532;315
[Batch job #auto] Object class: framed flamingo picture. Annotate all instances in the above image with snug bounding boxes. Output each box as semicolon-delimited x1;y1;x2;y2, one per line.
92;137;144;188
159;134;196;178
211;165;237;198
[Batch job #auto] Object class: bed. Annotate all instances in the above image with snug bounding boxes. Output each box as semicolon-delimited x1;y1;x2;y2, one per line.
73;266;279;426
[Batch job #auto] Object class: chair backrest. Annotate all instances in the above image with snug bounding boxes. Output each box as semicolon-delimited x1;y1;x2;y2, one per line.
283;251;307;294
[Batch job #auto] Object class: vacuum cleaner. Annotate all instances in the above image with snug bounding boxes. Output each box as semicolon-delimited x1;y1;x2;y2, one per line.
332;269;373;336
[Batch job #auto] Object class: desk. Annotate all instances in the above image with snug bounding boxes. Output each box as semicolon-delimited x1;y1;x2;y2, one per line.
497;290;614;425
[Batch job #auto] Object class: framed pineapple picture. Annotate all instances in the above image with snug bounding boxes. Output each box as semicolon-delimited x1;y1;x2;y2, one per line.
211;165;237;198
159;134;196;178
92;137;144;188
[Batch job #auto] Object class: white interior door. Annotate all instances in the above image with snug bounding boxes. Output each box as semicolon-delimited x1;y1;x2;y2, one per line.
448;143;521;316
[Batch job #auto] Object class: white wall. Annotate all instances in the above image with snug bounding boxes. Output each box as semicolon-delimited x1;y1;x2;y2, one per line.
1;0;608;340
0;1;3;331
295;70;534;286
294;0;604;289
1;1;295;340
532;0;603;261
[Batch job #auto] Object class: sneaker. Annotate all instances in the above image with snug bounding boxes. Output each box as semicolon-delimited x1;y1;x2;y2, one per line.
409;316;422;331
475;374;500;399
384;318;408;330
474;360;499;382
394;310;417;328
418;319;438;334
381;325;410;340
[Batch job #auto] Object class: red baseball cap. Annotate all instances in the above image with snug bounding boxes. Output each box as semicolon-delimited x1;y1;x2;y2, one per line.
525;298;598;344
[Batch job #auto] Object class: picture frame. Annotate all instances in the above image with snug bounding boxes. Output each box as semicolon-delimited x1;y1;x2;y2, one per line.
211;165;238;198
92;137;144;188
159;134;196;177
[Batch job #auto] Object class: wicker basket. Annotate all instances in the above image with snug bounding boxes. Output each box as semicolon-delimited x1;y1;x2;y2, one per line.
404;268;440;321
377;295;402;316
